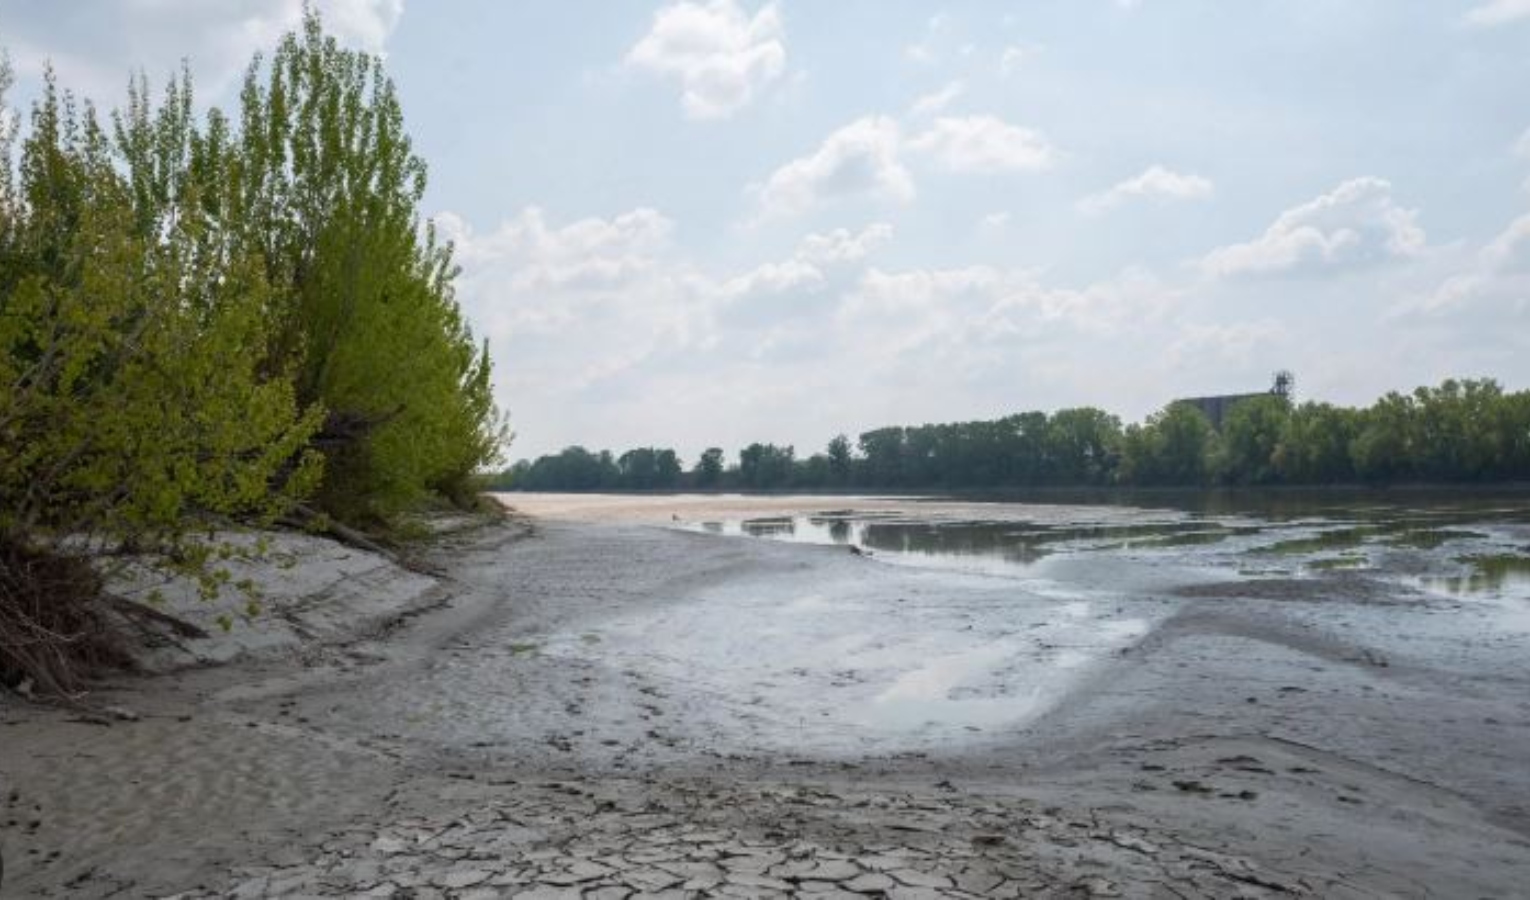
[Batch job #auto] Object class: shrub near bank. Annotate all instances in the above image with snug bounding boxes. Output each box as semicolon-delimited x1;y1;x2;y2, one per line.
0;13;504;693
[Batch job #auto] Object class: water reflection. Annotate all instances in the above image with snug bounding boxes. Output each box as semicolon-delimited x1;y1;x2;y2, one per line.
687;494;1530;598
1421;555;1530;595
735;515;1061;566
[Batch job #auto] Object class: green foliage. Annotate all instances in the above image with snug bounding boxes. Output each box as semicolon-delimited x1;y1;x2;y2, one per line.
0;70;321;548
1118;403;1217;486
0;12;506;689
738;443;795;489
695;447;725;487
1350;391;1414;483
229;11;504;522
858;427;905;486
1046;408;1122;485
826;435;853;485
617;447;681;489
0;67;321;690
511;446;620;491
499;378;1530;493
1275;402;1358;483
1217;395;1289;484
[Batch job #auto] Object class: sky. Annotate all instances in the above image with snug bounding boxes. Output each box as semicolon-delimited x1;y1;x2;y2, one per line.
2;0;1528;462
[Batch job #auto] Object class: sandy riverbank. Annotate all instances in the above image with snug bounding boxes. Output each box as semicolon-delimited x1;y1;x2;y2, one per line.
2;495;1528;897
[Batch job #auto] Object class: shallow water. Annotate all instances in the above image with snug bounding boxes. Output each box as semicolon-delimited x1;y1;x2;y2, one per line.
684;494;1530;592
525;492;1530;756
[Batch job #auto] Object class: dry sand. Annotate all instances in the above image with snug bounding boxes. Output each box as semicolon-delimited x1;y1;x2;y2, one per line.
1;494;1528;898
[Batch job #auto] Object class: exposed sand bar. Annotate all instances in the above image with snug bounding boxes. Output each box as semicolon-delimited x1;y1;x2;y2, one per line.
1;494;1528;897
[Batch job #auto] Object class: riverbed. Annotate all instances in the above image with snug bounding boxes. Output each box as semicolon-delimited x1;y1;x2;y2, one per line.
1;491;1528;898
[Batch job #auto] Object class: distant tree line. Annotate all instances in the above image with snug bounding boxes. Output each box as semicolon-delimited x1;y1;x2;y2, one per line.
493;378;1530;492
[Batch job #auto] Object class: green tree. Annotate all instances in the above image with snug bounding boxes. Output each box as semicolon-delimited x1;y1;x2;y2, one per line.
1218;395;1290;484
826;434;853;485
617;448;659;488
795;453;831;487
695;447;725;487
1351;392;1414;483
1411;379;1507;481
1045;407;1122;485
739;443;794;489
1275;402;1359;483
0;71;321;691
655;448;681;487
1119;403;1217;486
231;11;504;522
858;427;904;486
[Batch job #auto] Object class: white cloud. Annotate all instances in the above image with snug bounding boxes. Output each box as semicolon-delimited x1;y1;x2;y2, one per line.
909;80;965;118
797;223;894;265
1200;178;1425;278
998;44;1037;77
441;206;675;294
751;114;1057;220
835;264;1180;398
626;0;786;119
1416;213;1530;314
319;0;406;51
0;0;402;102
1517;127;1530;159
435;206;715;414
1481;213;1530;271
718;258;824;299
980;211;1012;230
844;264;1169;338
1167;319;1287;368
1464;0;1530;27
436;206;908;455
1078;165;1214;214
908;115;1056;174
904;44;937;66
755;116;912;218
903;13;948;66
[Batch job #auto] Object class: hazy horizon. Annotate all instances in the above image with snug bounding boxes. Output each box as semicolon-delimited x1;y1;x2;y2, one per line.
3;0;1527;461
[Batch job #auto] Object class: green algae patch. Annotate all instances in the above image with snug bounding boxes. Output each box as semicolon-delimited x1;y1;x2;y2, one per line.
1256;528;1374;555
1382;529;1488;550
1308;555;1368;571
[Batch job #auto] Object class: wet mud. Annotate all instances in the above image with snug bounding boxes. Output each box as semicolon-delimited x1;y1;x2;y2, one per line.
2;492;1529;897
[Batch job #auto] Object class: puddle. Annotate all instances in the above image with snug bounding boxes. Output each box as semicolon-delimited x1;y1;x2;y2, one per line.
1420;554;1530;596
1255;528;1374;555
1307;555;1369;572
1382;529;1489;550
689;512;1243;574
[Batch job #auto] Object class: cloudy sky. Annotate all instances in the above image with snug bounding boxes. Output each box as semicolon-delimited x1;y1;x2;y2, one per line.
3;1;1529;461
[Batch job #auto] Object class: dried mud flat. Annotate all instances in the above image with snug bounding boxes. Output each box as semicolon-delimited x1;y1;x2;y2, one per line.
191;778;1312;900
3;494;1530;898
